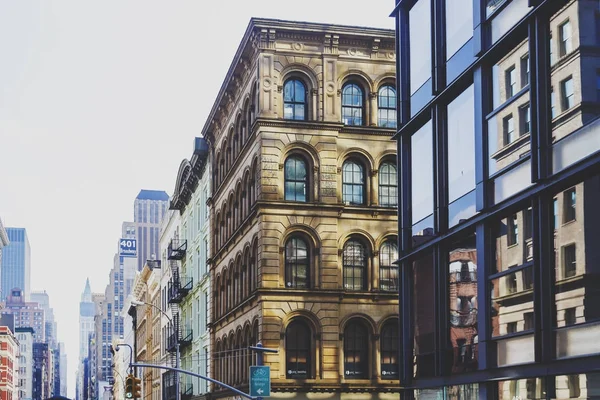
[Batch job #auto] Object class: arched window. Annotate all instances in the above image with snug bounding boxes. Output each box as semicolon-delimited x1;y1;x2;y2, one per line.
343;160;366;205
378;85;397;128
380;321;399;379
344;321;368;379
285;156;308;202
283;79;307;120
285;320;311;378
379;241;399;291
342;83;364;126
378;162;398;207
285;236;310;288
343;240;367;290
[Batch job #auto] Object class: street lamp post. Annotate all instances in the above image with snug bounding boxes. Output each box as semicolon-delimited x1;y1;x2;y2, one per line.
131;300;180;400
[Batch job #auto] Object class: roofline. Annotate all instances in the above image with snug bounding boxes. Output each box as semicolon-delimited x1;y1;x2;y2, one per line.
200;18;395;141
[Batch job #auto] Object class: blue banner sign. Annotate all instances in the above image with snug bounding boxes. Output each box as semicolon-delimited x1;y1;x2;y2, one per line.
119;238;137;257
249;366;270;397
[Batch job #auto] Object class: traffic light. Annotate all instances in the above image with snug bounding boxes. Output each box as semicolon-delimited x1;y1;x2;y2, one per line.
133;376;142;399
125;375;134;399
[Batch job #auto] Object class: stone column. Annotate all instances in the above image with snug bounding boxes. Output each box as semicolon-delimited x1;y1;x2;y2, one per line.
370;169;379;206
369;91;378;126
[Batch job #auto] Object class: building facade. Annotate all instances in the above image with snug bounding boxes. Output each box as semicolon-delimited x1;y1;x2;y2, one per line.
134;190;169;271
32;343;51;400
0;220;9;280
2;289;45;343
77;278;95;400
203;18;399;400
392;0;600;398
0;228;30;302
15;327;34;400
168;137;211;400
30;291;57;350
0;315;18;400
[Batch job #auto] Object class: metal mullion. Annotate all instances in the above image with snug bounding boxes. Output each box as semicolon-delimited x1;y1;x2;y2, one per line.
433;247;448;377
434;103;448;234
476;222;491;371
433;0;446;94
488;260;534;280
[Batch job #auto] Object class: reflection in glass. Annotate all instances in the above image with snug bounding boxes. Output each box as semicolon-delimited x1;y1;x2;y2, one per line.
553;175;600;359
285;156;307;202
285;237;309;289
412;254;435;378
497;378;544;400
379;241;398;291
412;121;434;240
344;321;368;379
448;85;475;203
448;234;478;374
342;83;364;126
343;240;366;291
379;162;398;207
285;320;311;378
555;373;600;399
380;321;399;379
492;208;534;274
409;0;431;94
490;0;532;43
342;160;365;205
283;79;306;120
378;85;397;128
445;0;473;60
415;384;478;399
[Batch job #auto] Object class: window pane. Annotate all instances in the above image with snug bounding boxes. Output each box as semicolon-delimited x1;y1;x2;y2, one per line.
447;234;478;374
554;373;600;399
448;85;475;203
286;321;311;378
380;241;398;291
490;0;532;44
379;162;398;207
445;0;473;59
380;322;399;379
411;121;433;229
343;240;366;291
412;253;435;378
409;0;431;93
497;378;544;400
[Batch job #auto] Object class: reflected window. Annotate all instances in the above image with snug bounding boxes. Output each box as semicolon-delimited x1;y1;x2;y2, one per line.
503;115;515;145
285;320;311;378
285;156;308;202
562;244;576;278
519;104;530;135
342;83;364;126
506;66;517;98
563;188;576;223
559;20;572;56
285;237;309;289
379;162;397;207
344;321;368;379
283;79;307;120
379;241;398;291
378;85;397;128
413;253;435;377
520;55;529;87
564;308;576;326
343;240;367;291
380;321;399;379
551;88;556;119
409;0;431;93
445;0;473;59
596;70;600;101
561;77;574;111
507;214;518;246
343;160;365;205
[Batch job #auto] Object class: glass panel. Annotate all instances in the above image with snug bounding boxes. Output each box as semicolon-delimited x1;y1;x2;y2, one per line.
380;241;399;291
286;321;310;378
380;322;399;379
489;38;530;176
414;384;479;399
379;162;398;207
447;234;478;374
493;159;532;204
445;0;473;60
490;0;532;44
553;175;600;358
491;267;534;337
554;373;600;399
448;190;477;228
410;0;431;94
496;334;535;366
498;378;545;400
412;121;434;235
448;85;475;203
553;117;600;173
343;240;366;291
412;253;435;378
493;206;534;274
344;322;368;378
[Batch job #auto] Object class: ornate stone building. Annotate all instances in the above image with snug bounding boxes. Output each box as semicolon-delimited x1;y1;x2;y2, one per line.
202;18;399;400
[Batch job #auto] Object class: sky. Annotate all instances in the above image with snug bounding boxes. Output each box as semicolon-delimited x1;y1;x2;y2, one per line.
0;1;394;397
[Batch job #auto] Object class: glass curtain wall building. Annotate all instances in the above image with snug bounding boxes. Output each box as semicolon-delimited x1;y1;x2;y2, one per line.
392;0;600;398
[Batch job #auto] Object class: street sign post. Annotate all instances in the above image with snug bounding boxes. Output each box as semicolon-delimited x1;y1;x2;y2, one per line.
249;366;271;397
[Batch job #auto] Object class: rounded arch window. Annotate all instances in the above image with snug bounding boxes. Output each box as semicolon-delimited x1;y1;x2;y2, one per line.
380;320;399;379
379;240;399;291
285;236;310;288
379;161;398;207
285;320;312;379
378;85;397;128
343;239;367;291
344;320;369;379
342;82;364;126
285;156;308;202
343;160;366;205
283;79;307;120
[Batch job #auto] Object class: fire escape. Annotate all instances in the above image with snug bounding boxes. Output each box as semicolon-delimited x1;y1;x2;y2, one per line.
163;238;193;400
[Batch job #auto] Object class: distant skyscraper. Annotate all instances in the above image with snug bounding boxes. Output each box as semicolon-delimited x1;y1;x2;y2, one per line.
1;228;31;301
1;288;45;342
31;291;57;349
0;219;9;277
59;342;67;396
134;190;168;271
78;279;94;362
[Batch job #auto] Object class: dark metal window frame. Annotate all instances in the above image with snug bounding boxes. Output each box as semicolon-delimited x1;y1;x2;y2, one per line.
342;159;366;206
284;155;309;202
379;161;398;207
283;78;308;121
285;320;312;379
342;82;365;126
343;239;368;291
284;236;310;289
379;240;399;291
378;85;398;128
343;321;369;379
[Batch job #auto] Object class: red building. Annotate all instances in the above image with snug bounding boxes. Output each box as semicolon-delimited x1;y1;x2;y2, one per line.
0;314;18;400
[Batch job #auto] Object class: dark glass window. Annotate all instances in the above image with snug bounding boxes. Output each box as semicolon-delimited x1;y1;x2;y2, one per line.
507;214;518;246
378;85;397;128
285;320;311;379
506;66;517;98
344;321;368;379
343;240;367;291
412;121;434;235
342;83;364;126
596;70;600;101
380;321;399;379
519;104;530;135
285;237;309;289
563;188;576;223
342;160;365;205
503;114;515;145
283;79;306;120
520;55;529;87
564;308;576;326
559;20;572;56
379;241;398;291
284;156;308;202
561;77;574;111
551;88;556;119
445;0;473;60
409;0;431;93
562;244;576;278
413;253;435;377
378;162;397;207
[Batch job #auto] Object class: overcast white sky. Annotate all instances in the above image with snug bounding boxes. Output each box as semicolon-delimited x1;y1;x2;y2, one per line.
0;1;394;397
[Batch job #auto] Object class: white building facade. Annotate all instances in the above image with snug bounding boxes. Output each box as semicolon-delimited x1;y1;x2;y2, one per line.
15;327;34;400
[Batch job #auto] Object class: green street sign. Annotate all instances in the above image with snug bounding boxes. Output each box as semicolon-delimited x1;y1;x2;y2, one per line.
249;366;271;397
